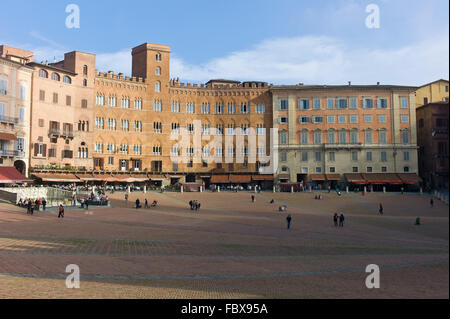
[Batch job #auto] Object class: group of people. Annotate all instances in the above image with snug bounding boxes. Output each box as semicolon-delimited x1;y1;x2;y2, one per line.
189;200;201;211
18;198;47;215
314;194;324;200
134;198;158;209
333;213;345;227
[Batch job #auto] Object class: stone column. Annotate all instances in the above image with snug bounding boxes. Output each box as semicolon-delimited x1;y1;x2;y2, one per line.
181;185;183;193
383;186;386;193
273;186;276;193
291;186;294;193
364;186;367;193
127;186;131;194
346;186;349;193
144;186;147;194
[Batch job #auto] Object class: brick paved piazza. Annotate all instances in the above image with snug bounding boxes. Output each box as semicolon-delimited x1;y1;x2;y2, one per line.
0;191;448;299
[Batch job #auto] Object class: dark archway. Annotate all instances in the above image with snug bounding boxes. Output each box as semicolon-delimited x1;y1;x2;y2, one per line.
14;160;26;175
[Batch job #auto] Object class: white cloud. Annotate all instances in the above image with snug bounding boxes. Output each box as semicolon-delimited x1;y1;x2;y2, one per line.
170;35;449;86
96;50;131;74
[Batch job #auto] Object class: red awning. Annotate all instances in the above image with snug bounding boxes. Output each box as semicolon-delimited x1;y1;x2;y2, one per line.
0;132;17;140
0;167;33;184
344;173;367;184
362;173;403;184
397;173;423;184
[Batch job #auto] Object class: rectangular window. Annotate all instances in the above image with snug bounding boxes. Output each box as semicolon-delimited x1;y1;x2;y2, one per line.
337;98;347;109
53;93;58;104
301;131;308;145
279;99;289;110
327;116;335;123
365;131;373;144
338;115;346;123
363;98;374;108
301;152;308;161
327;98;334;109
352;151;358;161
378;115;387;123
298;99;309;110
19;107;25;121
329;152;335;161
366;152;373;161
327;131;335;144
350;115;358;123
227;103;235;114
314;131;322;144
377;98;388;109
381;151;387;162
278;117;288;124
404;151;410;161
316;167;322;173
349;97;357;109
312;116;323;123
81;99;88;108
39;90;45;101
402;131;409;144
401;115;409;123
66;95;71;106
256;104;265;113
339;131;347;144
281;152;287;162
400;97;408;109
315;152;322;162
350;131;358;144
364;115;372;123
313;98;321;109
299;116;309;124
280;132;287;145
379;131;387;144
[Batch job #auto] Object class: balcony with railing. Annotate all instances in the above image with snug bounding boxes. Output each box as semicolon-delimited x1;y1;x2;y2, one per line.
48;129;74;139
0;115;19;125
0;150;19;157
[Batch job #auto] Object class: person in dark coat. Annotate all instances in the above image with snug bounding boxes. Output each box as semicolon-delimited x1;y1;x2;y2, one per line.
333;213;338;227
379;203;384;215
58;204;64;218
144;199;148;209
42;199;47;211
27;200;32;215
136;199;141;209
286;215;292;230
339;213;345;227
430;198;434;208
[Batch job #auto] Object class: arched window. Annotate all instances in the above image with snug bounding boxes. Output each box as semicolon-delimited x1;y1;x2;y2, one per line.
155;81;161;92
83;79;87;87
155;67;161;76
83;65;88;76
39;69;48;78
51;73;60;81
156;53;162;62
63;76;71;84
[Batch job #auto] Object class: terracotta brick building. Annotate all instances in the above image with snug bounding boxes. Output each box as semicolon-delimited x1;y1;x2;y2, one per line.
416;101;449;189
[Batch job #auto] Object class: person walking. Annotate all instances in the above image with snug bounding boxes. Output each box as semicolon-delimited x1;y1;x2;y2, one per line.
430;198;434;208
136;198;141;209
333;213;338;227
251;195;255;203
27;200;32;215
125;193;129;206
144;199;148;209
42;199;47;211
58;204;65;218
85;199;89;210
286;214;292;230
379;203;384;215
339;213;345;227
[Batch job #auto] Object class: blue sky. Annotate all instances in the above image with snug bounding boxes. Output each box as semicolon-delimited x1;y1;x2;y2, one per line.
1;0;448;85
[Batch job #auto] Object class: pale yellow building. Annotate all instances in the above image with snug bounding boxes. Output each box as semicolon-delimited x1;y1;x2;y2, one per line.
415;79;449;108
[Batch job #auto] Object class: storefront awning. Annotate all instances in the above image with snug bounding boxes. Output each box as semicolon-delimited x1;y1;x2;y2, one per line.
0;167;33;184
229;175;252;183
326;174;341;181
362;173;403;184
310;174;326;181
210;175;230;183
397;173;422;184
75;174;106;182
0;132;17;140
344;173;367;184
32;173;80;183
149;175;165;182
278;174;290;180
252;174;274;181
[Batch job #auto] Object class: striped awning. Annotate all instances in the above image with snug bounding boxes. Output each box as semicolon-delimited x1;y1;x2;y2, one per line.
0;167;33;184
32;173;80;183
